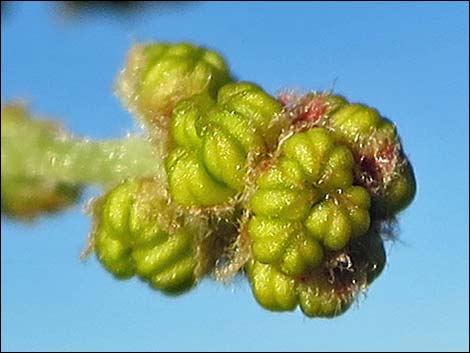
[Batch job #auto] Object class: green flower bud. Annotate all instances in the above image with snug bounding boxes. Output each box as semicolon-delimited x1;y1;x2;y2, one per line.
370;161;416;219
297;274;353;318
93;178;202;295
249;188;318;221
166;82;283;208
217;82;285;147
166;147;235;206
248;217;323;276
170;94;214;149
132;228;196;294
2;41;417;319
305;186;371;250
247;228;386;318
116;42;233;125
330;104;383;143
94;225;135;279
248;127;371;276
247;260;353;317
328;103;416;218
247;260;298;312
202;123;247;191
279;92;416;219
349;226;387;285
299;228;386;317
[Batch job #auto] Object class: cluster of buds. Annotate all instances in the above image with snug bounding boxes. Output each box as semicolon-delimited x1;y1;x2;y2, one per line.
91;42;416;318
1;42;416;318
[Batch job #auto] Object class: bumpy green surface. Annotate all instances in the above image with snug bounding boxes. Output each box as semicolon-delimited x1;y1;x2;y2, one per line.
247;228;386;317
93;179;200;294
249;127;371;277
1;42;418;318
328;101;416;218
117;42;233;122
166;82;282;207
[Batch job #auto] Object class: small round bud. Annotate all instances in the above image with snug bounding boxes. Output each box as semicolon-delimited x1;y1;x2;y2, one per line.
166;82;282;208
248;127;371;276
247;260;298;312
279;93;417;219
93;179;205;295
94;226;135;279
329;103;416;218
116;42;233;125
247;228;386;318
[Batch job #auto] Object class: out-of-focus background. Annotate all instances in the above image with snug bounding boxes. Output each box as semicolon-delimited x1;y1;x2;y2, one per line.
1;1;469;351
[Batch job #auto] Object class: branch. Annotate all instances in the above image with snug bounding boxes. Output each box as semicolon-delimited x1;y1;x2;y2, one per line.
1;104;162;219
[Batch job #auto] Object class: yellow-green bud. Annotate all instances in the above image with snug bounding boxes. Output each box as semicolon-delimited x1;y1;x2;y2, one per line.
166;82;282;208
116;42;232;125
248;127;371;277
93;179;202;295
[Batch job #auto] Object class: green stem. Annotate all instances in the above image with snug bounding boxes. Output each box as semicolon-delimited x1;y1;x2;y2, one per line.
2;135;163;187
1;105;163;187
1;104;164;219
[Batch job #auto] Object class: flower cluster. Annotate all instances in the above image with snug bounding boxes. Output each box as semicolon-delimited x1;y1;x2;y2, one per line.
1;42;416;318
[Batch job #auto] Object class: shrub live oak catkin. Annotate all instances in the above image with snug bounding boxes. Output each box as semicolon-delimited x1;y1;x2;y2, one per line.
1;42;416;318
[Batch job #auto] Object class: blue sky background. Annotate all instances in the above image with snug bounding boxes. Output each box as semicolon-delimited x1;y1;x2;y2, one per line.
1;1;469;351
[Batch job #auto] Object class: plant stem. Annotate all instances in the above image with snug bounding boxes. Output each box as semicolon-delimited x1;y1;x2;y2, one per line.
1;104;165;219
2;134;163;187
